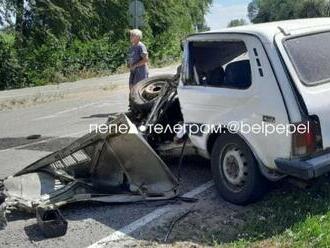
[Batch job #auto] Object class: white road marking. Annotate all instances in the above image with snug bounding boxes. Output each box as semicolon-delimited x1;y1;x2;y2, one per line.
0;130;87;154
95;102;123;108
33;103;100;121
87;180;215;248
183;181;215;198
33;100;126;121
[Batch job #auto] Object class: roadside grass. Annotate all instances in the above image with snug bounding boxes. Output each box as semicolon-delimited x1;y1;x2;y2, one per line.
209;176;330;248
0;93;65;111
60;69;113;83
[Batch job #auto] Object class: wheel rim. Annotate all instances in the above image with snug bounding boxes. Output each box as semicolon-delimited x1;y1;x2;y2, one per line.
139;81;167;101
220;145;248;191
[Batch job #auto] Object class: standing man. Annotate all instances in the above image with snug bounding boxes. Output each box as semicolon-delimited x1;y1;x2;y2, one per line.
128;29;149;90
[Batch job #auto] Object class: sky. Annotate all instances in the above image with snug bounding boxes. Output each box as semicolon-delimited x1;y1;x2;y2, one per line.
205;0;251;30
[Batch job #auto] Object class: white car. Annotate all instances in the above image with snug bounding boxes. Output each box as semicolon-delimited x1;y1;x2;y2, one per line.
130;18;330;205
2;19;330;220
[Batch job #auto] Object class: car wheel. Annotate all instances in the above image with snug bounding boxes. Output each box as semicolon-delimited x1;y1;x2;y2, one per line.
211;134;268;205
129;74;175;113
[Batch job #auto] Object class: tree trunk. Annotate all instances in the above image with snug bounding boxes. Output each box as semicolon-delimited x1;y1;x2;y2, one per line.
15;0;24;47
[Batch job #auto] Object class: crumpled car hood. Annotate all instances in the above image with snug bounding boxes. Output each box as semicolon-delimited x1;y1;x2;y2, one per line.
0;114;178;220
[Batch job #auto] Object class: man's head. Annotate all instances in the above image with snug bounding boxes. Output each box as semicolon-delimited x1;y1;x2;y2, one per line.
130;29;142;45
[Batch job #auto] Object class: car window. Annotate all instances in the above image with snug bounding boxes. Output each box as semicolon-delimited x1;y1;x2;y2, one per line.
183;40;252;89
283;32;330;86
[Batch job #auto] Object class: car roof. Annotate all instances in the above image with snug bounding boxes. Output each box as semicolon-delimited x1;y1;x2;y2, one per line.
188;18;330;43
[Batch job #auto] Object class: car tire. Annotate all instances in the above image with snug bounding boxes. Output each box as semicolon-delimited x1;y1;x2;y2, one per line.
129;74;175;113
211;134;268;205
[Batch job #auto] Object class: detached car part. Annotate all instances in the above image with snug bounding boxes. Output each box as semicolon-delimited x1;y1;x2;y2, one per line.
0;68;185;235
36;207;68;238
129;70;184;148
0;114;179;230
129;74;178;113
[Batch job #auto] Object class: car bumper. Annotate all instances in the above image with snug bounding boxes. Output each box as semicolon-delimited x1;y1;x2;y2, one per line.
275;151;330;180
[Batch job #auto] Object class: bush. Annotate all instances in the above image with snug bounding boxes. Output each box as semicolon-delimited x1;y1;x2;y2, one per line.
20;38;66;86
15;37;129;87
0;35;26;90
0;33;182;89
62;38;128;77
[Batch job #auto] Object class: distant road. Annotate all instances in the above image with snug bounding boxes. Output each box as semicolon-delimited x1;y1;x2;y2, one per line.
0;65;179;110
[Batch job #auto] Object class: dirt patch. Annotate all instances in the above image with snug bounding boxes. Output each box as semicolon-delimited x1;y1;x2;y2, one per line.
0;84;126;111
130;188;248;247
0;93;65;111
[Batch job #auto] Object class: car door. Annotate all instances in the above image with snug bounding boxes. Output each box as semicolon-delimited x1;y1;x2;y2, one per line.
178;34;256;130
177;33;291;170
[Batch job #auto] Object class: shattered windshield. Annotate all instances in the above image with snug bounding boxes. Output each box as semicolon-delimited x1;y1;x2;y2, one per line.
283;31;330;86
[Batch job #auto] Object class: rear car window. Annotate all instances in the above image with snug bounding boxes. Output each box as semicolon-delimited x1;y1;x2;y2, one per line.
283;32;330;86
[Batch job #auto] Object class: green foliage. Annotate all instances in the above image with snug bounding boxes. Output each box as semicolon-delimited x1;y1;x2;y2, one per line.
248;0;330;23
210;177;330;247
17;37;129;86
0;0;213;89
20;38;66;86
296;0;325;18
0;34;25;90
227;19;247;28
62;38;128;76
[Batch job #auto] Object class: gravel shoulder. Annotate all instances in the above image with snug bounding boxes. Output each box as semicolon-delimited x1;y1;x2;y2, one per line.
0;65;178;111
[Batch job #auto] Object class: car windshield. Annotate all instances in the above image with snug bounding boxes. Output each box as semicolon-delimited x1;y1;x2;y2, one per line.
283;31;330;86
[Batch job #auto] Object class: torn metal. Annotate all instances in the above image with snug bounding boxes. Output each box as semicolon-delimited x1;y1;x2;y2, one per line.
0;71;187;235
0;114;179;228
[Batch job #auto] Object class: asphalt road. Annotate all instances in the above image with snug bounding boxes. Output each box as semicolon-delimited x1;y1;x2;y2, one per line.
0;68;215;248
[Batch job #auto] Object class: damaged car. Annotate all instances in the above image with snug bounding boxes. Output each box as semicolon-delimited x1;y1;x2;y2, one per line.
2;18;330;234
131;18;330;205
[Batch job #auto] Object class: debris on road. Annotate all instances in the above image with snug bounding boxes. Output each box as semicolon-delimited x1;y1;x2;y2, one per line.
0;114;179;211
0;69;186;237
36;207;68;238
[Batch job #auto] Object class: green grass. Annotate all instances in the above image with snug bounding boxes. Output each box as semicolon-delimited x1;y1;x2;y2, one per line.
210;177;330;248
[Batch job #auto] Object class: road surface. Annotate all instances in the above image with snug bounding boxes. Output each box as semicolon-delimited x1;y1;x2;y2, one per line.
0;67;221;248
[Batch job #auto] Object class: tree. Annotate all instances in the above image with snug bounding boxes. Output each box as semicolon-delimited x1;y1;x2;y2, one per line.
197;23;210;32
248;0;330;24
247;0;259;21
227;18;247;27
0;0;214;89
297;0;324;18
325;0;330;15
0;0;24;45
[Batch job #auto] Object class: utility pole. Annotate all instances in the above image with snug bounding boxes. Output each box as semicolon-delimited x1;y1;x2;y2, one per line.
15;0;24;47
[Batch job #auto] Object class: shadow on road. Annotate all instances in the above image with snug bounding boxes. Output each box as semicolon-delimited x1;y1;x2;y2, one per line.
4;153;213;243
4;134;330;247
0;136;49;150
